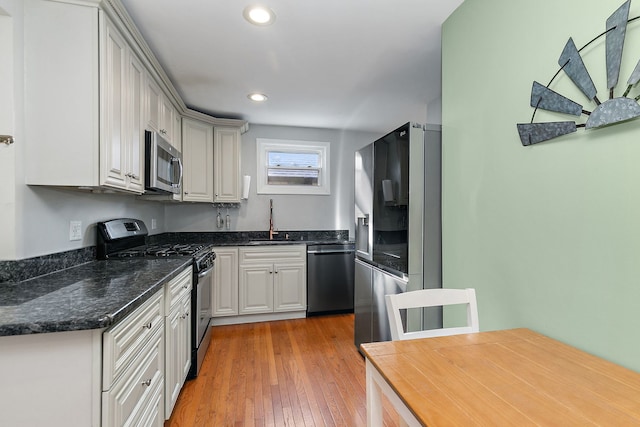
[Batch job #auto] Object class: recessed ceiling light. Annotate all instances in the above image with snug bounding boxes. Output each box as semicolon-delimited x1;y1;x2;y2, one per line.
248;93;268;102
243;5;275;26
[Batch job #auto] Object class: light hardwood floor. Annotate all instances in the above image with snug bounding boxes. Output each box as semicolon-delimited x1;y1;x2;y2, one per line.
166;314;400;427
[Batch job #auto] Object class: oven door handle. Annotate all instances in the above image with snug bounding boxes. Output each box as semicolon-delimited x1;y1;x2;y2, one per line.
197;265;214;278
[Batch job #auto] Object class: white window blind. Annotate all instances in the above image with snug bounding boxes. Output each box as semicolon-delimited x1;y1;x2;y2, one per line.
257;139;330;195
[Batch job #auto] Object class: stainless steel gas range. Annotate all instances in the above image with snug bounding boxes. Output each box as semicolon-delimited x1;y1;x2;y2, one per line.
97;218;215;379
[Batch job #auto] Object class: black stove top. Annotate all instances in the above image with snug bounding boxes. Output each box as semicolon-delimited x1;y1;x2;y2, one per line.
97;218;215;271
110;243;210;258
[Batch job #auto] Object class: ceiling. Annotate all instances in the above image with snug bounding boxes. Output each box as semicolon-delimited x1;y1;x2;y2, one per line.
119;0;464;134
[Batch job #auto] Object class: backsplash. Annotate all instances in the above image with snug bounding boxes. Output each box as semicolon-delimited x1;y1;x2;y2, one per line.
0;247;96;283
150;230;350;245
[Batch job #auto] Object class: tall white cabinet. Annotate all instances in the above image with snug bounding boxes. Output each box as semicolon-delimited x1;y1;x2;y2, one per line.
24;1;153;194
101;18;145;193
214;127;242;203
182;118;214;202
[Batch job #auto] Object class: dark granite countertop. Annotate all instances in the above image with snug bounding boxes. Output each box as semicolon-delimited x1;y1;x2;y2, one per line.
0;258;191;337
210;239;354;247
0;230;353;338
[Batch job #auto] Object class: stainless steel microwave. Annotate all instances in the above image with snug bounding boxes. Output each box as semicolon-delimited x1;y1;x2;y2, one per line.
144;130;183;194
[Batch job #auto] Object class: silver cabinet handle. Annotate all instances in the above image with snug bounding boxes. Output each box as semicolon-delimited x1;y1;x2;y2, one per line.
141;379;152;387
142;322;152;330
0;135;14;145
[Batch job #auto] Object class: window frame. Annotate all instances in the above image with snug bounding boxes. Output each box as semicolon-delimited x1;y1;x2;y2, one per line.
256;138;331;195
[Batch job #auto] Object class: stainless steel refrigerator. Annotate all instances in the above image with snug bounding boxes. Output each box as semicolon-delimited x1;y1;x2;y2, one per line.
354;123;442;352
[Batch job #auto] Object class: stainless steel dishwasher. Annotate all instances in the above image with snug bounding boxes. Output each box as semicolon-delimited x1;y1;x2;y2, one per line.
307;243;355;315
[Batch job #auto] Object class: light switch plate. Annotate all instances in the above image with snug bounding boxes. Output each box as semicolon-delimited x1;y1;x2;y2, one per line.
69;220;82;241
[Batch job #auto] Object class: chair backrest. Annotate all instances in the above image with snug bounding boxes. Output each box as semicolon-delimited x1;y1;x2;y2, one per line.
385;288;479;341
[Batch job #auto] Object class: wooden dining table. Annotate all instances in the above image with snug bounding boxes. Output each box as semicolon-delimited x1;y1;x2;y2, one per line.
360;328;640;426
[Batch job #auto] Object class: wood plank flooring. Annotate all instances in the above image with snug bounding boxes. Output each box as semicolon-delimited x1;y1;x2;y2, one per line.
166;314;401;427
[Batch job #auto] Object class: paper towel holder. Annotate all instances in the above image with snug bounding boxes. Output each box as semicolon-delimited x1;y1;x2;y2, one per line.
241;175;251;199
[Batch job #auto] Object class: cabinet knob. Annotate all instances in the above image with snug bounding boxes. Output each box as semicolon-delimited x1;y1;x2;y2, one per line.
142;322;152;330
141;379;152;387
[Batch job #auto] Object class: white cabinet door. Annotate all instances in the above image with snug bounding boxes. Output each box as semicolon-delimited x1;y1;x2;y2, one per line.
147;78;161;133
146;78;179;149
101;19;128;190
164;305;181;416
182;118;214;202
126;49;145;193
101;18;145;194
163;267;192;420
164;293;190;419
273;262;306;312
239;264;274;314
160;95;176;146
214;127;241;203
212;247;239;317
179;295;192;383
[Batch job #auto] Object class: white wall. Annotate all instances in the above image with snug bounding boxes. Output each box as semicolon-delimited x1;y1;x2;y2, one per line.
20;187;166;258
165;124;379;237
0;0;167;260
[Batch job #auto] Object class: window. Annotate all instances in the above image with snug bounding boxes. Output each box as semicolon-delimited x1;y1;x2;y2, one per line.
257;138;330;195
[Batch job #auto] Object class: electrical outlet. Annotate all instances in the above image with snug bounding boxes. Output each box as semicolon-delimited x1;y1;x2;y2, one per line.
151;218;157;230
69;220;82;241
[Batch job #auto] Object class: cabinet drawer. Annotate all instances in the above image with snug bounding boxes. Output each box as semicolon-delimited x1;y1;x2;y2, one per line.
165;266;193;310
103;290;164;389
239;245;306;264
102;326;164;427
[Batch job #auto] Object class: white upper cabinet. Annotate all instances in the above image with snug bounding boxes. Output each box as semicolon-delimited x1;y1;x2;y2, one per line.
24;1;146;194
23;0;246;197
182;118;214;202
101;18;145;193
214;127;242;203
147;78;180;150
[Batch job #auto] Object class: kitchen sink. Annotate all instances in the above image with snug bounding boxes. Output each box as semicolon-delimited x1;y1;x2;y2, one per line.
245;240;299;245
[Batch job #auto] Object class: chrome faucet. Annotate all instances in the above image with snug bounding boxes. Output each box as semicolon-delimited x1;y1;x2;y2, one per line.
269;199;279;240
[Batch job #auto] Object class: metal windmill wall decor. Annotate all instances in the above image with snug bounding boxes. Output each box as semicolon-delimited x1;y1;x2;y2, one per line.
517;0;640;146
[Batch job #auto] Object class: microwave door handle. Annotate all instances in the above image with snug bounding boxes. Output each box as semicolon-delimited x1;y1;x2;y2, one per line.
172;157;183;189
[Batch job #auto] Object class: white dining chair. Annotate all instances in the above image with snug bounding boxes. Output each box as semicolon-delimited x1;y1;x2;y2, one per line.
385;288;479;341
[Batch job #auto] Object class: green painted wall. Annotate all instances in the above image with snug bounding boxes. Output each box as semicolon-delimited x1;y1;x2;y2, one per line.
442;0;640;372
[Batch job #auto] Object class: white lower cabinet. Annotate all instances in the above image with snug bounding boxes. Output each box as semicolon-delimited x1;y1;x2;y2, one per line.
102;265;193;427
102;326;164;427
238;245;306;315
164;267;192;419
212;247;239;316
102;290;165;427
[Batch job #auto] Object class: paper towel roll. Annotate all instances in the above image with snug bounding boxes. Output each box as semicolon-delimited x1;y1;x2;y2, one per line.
242;175;251;199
